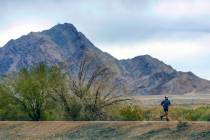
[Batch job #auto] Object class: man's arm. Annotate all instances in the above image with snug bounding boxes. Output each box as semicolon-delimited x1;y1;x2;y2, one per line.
168;100;171;106
161;100;164;106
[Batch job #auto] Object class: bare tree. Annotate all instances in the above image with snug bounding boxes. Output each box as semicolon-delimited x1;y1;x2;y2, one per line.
47;65;82;120
68;55;130;120
47;54;129;120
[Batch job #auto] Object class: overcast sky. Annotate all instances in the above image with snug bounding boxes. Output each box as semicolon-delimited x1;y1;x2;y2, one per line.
1;0;210;79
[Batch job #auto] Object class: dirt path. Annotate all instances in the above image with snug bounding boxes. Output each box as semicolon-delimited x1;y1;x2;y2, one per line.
0;121;210;140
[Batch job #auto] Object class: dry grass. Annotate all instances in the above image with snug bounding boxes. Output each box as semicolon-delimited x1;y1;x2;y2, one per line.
0;121;210;140
0;121;87;139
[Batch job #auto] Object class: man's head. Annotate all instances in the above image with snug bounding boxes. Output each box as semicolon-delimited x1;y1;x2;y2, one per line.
165;96;168;100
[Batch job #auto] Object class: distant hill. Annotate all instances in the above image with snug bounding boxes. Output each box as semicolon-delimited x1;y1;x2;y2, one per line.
120;55;210;95
1;23;210;95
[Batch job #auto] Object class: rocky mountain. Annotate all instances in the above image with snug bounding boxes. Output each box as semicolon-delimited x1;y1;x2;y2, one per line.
0;23;121;75
0;23;210;95
120;55;210;95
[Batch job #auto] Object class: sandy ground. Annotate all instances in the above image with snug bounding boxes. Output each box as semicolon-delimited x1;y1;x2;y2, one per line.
0;121;88;139
1;121;210;140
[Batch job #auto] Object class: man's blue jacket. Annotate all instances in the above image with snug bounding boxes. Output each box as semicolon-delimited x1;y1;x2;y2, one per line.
161;99;171;109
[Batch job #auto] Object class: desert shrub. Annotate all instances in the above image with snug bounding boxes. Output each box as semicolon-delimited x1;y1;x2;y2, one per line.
185;106;208;121
142;107;161;121
191;106;210;121
104;104;122;121
176;121;188;131
120;104;144;121
143;110;152;121
108;105;210;121
199;113;210;121
118;105;210;121
186;110;200;121
0;63;57;121
164;106;210;121
198;109;210;121
170;107;190;121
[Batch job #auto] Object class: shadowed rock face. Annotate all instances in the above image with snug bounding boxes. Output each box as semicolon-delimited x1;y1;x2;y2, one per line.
1;23;210;95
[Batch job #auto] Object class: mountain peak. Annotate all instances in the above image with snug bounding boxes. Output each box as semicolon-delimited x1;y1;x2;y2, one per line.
132;54;154;61
48;23;78;34
41;23;82;47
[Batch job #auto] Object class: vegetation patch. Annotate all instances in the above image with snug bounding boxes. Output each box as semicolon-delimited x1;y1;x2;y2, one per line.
133;128;174;140
190;131;210;140
0;56;129;121
64;124;125;140
176;121;188;131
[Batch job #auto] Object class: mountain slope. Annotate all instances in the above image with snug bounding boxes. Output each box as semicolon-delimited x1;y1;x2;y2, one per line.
0;23;122;75
120;55;210;95
0;23;210;95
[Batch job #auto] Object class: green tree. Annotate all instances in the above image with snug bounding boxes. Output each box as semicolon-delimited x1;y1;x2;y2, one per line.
0;63;53;121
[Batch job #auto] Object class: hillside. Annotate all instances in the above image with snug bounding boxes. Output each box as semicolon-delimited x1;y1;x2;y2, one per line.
0;23;210;95
1;121;210;140
120;55;210;95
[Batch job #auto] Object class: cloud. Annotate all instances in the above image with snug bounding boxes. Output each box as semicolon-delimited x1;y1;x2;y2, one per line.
1;0;210;46
98;32;210;79
99;39;210;61
1;0;210;79
153;0;210;17
0;20;53;46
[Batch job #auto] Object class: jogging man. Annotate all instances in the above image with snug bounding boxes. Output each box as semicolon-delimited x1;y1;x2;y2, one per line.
160;96;171;121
